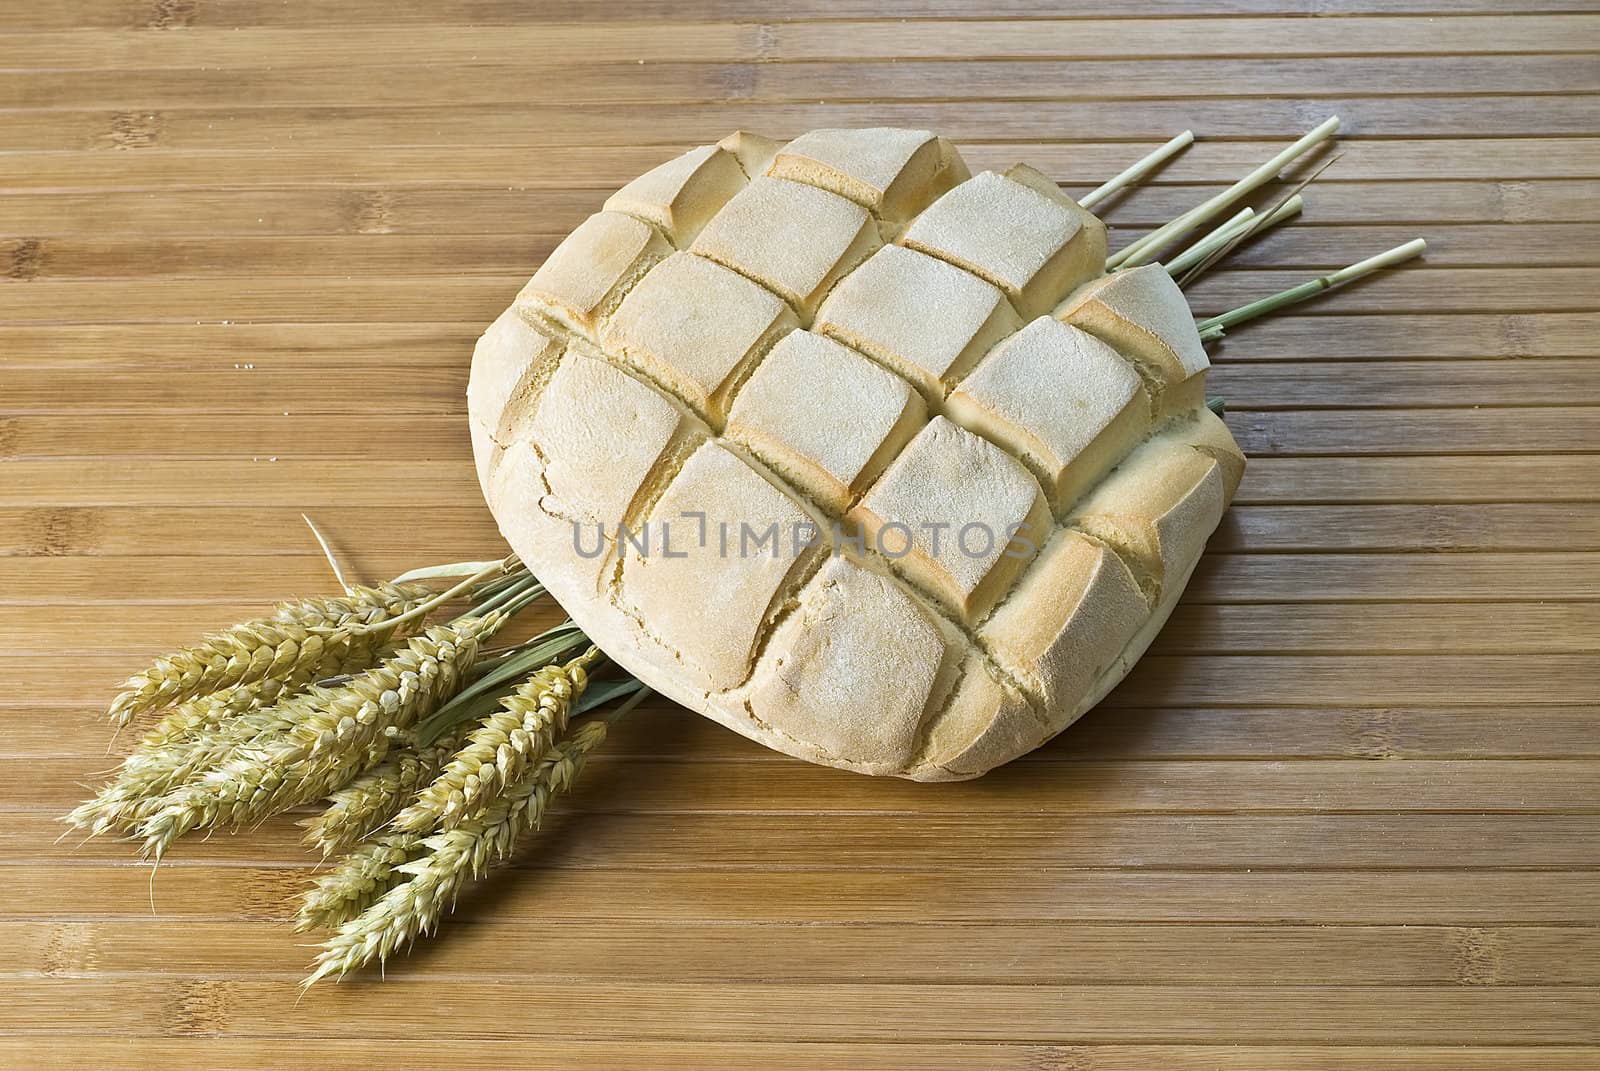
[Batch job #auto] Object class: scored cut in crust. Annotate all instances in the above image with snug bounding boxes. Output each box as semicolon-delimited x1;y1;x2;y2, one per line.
468;126;1245;781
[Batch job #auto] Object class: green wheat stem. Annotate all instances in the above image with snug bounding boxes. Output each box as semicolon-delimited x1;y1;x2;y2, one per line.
1171;193;1307;287
341;556;517;637
1163;206;1256;276
1197;238;1427;335
1109;115;1340;270
411;622;591;747
454;576;545;622
389;559;517;584
1079;130;1194;211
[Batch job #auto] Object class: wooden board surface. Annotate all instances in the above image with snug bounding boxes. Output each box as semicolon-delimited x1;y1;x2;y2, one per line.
3;2;1597;1066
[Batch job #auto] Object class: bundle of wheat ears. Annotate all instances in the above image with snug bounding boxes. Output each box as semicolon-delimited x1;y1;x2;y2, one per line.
68;118;1422;985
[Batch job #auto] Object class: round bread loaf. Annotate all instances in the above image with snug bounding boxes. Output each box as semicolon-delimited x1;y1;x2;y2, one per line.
467;128;1246;780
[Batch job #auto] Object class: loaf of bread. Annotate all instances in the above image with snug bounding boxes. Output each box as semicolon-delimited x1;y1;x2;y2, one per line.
468;128;1245;780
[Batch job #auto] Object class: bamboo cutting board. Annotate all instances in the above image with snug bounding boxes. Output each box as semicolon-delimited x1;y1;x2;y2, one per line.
3;2;1599;1067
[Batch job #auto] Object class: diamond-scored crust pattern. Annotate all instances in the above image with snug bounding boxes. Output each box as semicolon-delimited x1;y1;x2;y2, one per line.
469;128;1246;781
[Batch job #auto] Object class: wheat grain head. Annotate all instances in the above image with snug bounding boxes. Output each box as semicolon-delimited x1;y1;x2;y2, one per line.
137;616;500;860
301;726;468;857
391;647;600;835
295;832;425;933
105;581;432;728
304;718;608;984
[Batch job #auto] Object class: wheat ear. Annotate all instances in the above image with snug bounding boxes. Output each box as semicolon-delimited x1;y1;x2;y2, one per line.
296;832;425;933
138;616;501;860
70;616;416;837
300;727;468;857
392;647;601;834
67;678;296;835
106;581;432;728
305;718;609;984
133;676;285;751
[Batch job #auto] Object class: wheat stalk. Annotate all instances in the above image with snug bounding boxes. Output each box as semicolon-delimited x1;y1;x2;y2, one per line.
1196;238;1428;339
75;687;340;837
138;616;502;860
106;582;432;728
305;718;611;984
1109;115;1340;269
392;647;601;834
1079;130;1193;211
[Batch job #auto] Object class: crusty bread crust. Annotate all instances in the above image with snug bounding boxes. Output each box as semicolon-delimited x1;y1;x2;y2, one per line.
468;130;1245;780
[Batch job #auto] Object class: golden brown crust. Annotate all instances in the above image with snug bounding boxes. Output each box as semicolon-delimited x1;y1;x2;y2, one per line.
470;128;1246;780
690;177;882;317
946;316;1151;513
902;169;1108;319
1055;263;1212;418
516;211;671;338
603;144;749;245
725;330;926;513
768;127;963;223
814;244;1022;401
